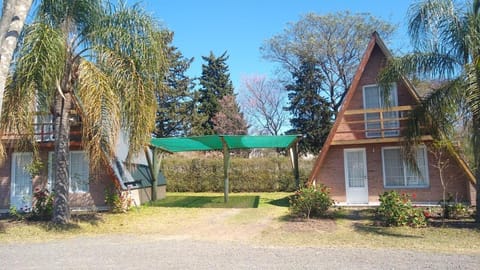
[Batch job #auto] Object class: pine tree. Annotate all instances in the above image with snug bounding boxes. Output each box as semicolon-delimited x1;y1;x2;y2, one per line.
154;31;195;138
286;56;333;154
196;51;234;135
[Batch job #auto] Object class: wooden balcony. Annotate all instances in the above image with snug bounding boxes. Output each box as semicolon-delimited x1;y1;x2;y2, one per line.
331;105;432;145
1;112;83;144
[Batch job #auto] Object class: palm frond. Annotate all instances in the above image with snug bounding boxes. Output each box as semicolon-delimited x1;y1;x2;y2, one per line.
402;78;465;166
13;21;66;107
380;52;461;85
1;21;66;153
38;0;103;31
85;2;166;162
77;60;120;170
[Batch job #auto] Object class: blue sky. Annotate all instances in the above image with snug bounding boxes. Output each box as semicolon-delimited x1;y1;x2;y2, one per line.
149;0;414;90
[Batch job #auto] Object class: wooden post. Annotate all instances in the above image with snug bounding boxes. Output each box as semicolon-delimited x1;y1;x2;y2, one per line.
289;143;300;189
220;137;230;203
145;147;163;202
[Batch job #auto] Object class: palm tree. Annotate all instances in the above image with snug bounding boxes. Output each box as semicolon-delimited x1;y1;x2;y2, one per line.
379;0;480;221
2;0;165;224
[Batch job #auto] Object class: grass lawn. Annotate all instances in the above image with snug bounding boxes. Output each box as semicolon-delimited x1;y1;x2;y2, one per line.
1;192;480;254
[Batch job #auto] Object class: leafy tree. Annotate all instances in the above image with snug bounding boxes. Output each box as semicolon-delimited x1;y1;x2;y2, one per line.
239;75;289;135
261;11;395;116
2;0;165;224
378;0;480;221
0;0;33;129
154;30;195;138
196;51;234;135
212;95;248;135
286;56;332;155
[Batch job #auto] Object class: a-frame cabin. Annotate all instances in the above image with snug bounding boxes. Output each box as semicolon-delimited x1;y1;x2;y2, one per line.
308;32;476;205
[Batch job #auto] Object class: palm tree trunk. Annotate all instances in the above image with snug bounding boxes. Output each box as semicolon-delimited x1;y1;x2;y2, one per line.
0;0;33;116
475;166;480;223
52;90;72;224
474;116;480;223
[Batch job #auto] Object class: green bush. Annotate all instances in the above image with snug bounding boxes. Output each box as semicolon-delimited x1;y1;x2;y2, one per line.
162;155;313;192
10;188;55;221
105;188;133;213
289;185;333;219
439;193;468;219
8;206;24;220
29;188;54;221
377;191;426;227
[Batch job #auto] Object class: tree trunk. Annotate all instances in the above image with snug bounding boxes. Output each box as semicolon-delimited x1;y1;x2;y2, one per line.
52;91;72;224
476;161;480;223
474;113;480;223
0;0;33;116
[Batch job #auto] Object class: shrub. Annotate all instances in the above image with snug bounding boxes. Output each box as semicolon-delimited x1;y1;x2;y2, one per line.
8;206;24;221
163;155;313;192
9;188;54;221
377;191;426;227
439;193;468;219
289;185;333;219
29;188;54;221
105;188;133;213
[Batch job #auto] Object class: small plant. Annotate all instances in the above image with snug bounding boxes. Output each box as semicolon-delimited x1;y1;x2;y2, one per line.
105;188;133;213
377;191;426;227
289;185;333;219
8;206;24;221
29;188;54;221
439;193;468;219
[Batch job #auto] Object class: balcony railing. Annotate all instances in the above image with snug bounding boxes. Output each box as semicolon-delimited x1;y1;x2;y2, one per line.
333;105;415;142
2;112;82;143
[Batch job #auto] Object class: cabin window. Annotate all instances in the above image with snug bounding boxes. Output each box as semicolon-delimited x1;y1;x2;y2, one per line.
382;146;429;188
48;151;89;193
362;84;399;137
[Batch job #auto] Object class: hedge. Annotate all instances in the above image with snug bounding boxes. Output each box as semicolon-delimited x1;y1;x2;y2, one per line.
162;155;314;192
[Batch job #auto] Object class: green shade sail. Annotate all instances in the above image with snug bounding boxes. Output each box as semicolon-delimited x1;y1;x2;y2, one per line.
149;134;302;203
150;135;301;152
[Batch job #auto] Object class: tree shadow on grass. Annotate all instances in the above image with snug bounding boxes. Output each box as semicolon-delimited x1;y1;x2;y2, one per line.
41;222;82;232
0;221;5;233
39;213;103;232
71;213;103;226
150;195;260;208
353;223;422;238
336;208;422;238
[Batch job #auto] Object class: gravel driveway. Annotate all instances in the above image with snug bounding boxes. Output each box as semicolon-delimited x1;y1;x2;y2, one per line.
1;234;478;270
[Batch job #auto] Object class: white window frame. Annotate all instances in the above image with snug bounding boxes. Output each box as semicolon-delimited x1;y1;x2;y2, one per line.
48;151;89;193
362;84;399;138
381;146;429;188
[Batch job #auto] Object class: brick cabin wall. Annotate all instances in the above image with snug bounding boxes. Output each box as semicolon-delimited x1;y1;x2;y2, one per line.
316;143;472;204
314;43;474;204
0;146;113;211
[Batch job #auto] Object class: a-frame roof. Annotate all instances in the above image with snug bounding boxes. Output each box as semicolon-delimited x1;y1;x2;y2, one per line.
307;32;475;185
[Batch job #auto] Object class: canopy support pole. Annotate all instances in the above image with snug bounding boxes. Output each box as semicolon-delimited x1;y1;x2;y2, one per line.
220;137;230;203
145;147;164;202
289;142;300;189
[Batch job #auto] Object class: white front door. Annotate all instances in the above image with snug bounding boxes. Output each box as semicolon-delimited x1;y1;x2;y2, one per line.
344;149;368;204
10;152;33;211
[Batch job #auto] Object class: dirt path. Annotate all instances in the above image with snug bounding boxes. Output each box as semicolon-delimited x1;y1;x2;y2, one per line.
1;234;478;269
160;208;280;243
